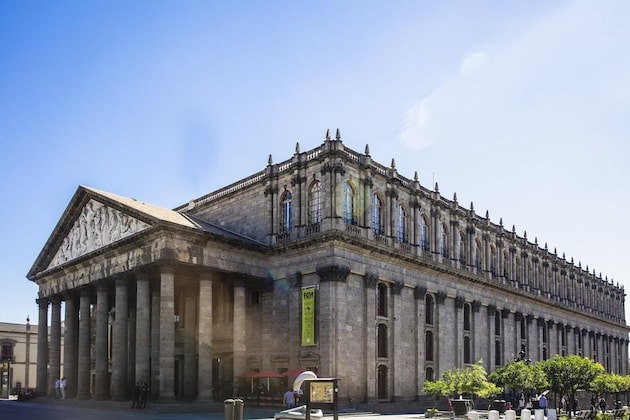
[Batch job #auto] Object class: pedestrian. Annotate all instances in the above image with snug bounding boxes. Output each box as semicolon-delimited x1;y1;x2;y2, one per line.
283;388;295;408
139;382;149;408
599;397;607;412
54;377;60;398
539;393;548;416
131;381;141;408
60;377;67;399
519;393;526;414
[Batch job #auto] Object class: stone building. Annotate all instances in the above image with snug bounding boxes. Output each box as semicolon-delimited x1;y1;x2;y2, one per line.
0;318;41;395
27;131;629;405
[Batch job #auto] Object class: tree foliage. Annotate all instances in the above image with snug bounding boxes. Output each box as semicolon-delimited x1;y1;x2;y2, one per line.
488;360;548;396
422;361;501;398
540;355;604;419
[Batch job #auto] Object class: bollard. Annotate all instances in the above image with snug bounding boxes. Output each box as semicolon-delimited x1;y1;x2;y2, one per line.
234;398;244;420
468;411;479;420
224;398;235;420
534;409;545;420
489;410;500;420
547;408;557;420
505;409;516;420
521;408;531;420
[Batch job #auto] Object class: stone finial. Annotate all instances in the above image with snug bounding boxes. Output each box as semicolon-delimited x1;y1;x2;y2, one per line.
434;182;439;193
579;261;582;268
335;128;341;140
524;231;527;240
470;201;474;212
391;158;396;169
268;154;273;165
414;171;419;182
325;129;331;141
544;242;548;251
453;192;457;203
554;247;557;255
535;237;538;245
485;210;489;219
562;252;566;259
499;218;503;227
365;144;370;156
571;257;574;264
512;224;516;234
295;142;300;154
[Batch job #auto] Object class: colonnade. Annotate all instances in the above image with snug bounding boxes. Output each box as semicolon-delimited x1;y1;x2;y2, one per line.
34;264;248;401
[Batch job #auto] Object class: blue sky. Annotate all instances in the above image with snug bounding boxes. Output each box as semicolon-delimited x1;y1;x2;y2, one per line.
1;1;629;325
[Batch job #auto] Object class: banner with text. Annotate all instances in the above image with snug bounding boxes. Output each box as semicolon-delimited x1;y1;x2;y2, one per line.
301;286;316;346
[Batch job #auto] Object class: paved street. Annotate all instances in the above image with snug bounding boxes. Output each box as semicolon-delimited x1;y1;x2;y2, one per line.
0;398;426;420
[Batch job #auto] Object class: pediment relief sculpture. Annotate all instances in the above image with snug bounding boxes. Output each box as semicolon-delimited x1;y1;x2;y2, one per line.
48;199;150;269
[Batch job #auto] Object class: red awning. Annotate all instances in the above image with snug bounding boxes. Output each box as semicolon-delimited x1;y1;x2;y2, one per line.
282;368;306;377
253;370;284;378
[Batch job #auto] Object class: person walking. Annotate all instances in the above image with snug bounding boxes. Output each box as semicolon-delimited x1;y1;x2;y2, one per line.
139;382;149;409
131;382;141;408
60;377;67;399
54;378;60;398
283;388;295;409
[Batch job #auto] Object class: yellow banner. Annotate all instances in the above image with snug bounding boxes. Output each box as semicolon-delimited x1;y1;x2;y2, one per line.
301;286;316;346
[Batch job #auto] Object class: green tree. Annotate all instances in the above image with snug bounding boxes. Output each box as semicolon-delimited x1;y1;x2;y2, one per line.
423;361;501;399
541;355;604;419
489;360;549;398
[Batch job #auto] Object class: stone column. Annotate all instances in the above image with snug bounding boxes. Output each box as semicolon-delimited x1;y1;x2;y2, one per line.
436;292;450;377
365;274;378;403
127;303;136;390
391;282;404;400
487;306;497;369
77;288;92;398
135;272;151;386
232;281;247;393
112;277;129;400
159;264;176;400
454;297;464;366
150;287;160;397
94;282;110;400
414;286;426;399
184;294;197;398
36;298;49;395
63;292;79;398
48;296;62;397
197;270;214;401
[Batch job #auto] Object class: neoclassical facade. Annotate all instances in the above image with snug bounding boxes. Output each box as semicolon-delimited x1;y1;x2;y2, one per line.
28;132;629;405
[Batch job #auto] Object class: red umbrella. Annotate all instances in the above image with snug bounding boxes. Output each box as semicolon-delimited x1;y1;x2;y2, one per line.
251;370;284;392
254;370;285;378
238;371;261;378
282;368;306;377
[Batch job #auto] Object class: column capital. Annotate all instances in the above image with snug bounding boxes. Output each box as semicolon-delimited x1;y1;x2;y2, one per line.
36;297;49;308
316;265;349;283
364;272;379;289
414;286;427;300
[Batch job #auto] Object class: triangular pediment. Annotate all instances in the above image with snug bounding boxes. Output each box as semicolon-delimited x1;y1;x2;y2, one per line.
28;186;199;279
47;198;150;269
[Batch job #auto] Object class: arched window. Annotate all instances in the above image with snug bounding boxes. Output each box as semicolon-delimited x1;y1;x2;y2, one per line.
419;216;429;250
377;324;388;358
495;311;501;336
463;303;471;331
425;331;434;361
371;194;383;234
425;294;434;325
439;223;448;257
343;182;355;224
396;204;408;243
495;340;502;366
280;190;293;232
377;365;388;400
425;367;434;382
308;181;322;225
377;283;388;317
464;336;471;364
